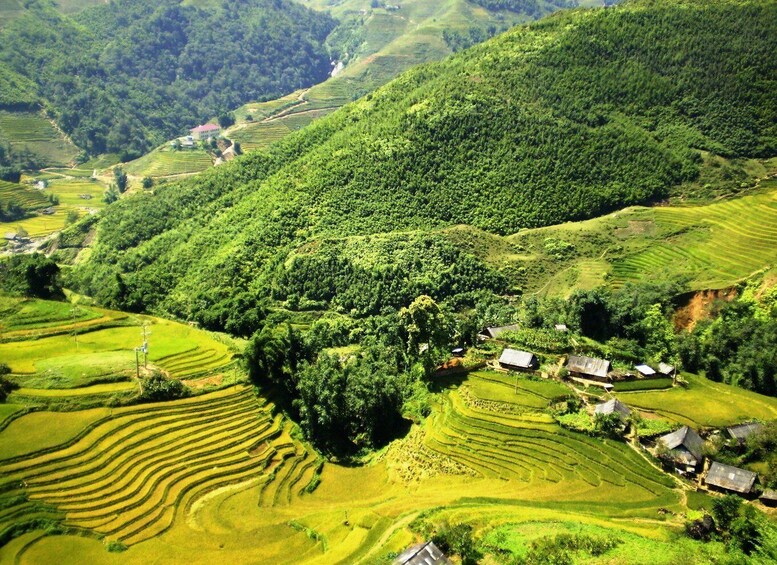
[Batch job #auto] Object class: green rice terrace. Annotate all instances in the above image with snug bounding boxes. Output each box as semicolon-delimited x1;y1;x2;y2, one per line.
1;364;773;564
0;111;78;167
123;147;213;179
1;176;107;242
0;296;238;405
502;178;777;297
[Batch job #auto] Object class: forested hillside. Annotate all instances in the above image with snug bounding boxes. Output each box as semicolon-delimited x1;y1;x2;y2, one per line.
0;0;335;160
74;0;776;331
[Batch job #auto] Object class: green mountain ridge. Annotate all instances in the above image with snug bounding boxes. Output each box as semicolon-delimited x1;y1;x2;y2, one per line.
73;0;776;331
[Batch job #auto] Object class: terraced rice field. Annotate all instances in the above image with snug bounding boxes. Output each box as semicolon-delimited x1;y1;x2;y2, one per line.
0;111;78;166
124;148;213;178
609;186;777;289
616;373;777;428
230;121;292;151
0;180;48;211
46;178;105;211
0;368;740;564
0;387;305;547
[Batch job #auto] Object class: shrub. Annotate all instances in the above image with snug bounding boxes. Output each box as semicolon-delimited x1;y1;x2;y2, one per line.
139;371;189;402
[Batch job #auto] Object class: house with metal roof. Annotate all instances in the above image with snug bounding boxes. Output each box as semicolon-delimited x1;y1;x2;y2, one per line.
481;324;520;339
498;349;539;372
657;362;676;378
394;541;452;565
657;426;705;474
705;461;757;495
595;398;631;421
554;324;568;332
727;422;763;446
760;489;777;506
567;355;611;382
634;364;656;378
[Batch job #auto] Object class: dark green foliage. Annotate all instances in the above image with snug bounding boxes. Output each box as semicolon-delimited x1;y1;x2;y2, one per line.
594;412;625;438
0;0;335;157
294;350;405;452
142;176;153;189
712;496;742;532
679;300;777;396
0;365;17;402
517;532;620;565
139;371;189;402
113;167;127;194
431;523;481;565
0;254;62;299
74;0;776;332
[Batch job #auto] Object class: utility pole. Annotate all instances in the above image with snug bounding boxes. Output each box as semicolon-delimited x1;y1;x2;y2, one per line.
71;303;79;350
141;323;150;368
134;347;140;378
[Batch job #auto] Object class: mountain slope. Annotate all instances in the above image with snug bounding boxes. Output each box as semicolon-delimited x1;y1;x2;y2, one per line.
74;0;777;329
0;0;336;161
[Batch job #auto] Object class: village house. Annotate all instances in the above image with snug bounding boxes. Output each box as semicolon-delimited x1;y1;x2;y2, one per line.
657;362;676;378
594;398;631;421
567;355;611;382
394;541;451;565
657;426;705;474
554;323;568;332
705;461;757;496
190;123;220;140
451;347;466;358
727;422;763;446
498;348;538;372
760;489;777;506
634;364;656;378
480;324;519;339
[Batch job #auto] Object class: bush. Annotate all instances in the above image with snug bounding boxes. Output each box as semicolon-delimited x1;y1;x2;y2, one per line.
139;372;189;402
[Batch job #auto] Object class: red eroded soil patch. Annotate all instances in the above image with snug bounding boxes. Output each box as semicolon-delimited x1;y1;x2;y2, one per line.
673;288;737;331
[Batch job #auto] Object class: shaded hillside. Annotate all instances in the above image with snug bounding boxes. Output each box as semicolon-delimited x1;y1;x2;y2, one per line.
0;0;336;159
74;0;777;330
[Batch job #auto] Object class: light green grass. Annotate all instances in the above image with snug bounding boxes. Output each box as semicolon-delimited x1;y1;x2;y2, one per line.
14;382;136;397
123;147;212;178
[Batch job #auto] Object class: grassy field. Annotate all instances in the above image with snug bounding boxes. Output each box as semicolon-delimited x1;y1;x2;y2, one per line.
615;373;777;428
0;297;236;389
0;111;78;167
0;367;745;564
123;147;212;178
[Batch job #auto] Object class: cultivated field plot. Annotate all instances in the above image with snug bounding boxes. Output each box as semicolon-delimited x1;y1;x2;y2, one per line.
616;373;777;428
508;183;777;296
229;120;292;152
0;368;756;564
0;298;235;390
0;387;300;547
124;147;212;178
0;111;78;167
0;180;48;211
45;178;105;212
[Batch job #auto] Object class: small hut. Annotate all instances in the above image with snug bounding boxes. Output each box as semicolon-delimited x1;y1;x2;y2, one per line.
634;364;656;378
727;422;763;446
594;398;631;421
394;541;452;565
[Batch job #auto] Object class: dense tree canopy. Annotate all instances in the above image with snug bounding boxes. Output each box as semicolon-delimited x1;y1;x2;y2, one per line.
74;0;776;335
0;0;335;158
